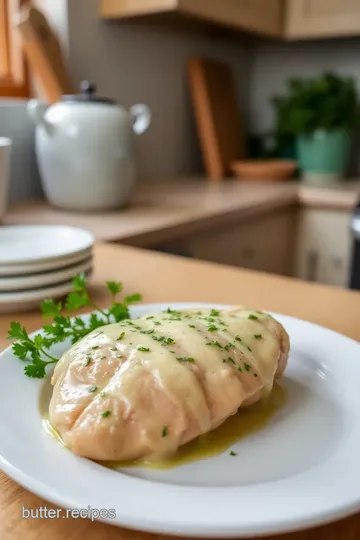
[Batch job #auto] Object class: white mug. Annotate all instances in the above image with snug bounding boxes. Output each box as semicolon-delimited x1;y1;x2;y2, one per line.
0;138;12;221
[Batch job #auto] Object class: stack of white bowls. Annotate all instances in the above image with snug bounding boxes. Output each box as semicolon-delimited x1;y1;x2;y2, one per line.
0;225;94;314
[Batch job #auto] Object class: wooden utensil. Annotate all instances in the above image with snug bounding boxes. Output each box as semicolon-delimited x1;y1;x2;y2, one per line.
16;6;73;103
187;57;245;181
231;159;297;181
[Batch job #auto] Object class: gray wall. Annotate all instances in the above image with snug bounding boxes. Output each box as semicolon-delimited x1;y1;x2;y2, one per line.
249;38;360;134
66;0;252;181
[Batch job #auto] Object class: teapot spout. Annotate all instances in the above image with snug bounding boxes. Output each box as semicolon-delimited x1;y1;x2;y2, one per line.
27;99;55;135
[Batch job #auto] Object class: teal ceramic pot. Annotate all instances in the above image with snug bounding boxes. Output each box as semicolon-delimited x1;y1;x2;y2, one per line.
296;129;350;185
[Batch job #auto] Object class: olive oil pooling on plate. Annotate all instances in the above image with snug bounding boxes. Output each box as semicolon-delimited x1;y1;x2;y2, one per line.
40;377;286;469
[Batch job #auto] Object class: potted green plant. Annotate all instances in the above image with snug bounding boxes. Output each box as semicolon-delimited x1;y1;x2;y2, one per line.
272;72;360;185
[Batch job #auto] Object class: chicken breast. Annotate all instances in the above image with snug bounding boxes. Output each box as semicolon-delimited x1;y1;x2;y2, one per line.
49;307;290;462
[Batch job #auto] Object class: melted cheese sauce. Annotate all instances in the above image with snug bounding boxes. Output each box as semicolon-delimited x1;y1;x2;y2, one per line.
40;377;286;469
47;307;289;462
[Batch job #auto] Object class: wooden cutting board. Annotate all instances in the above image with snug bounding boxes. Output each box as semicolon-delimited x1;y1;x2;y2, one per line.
16;6;73;103
187;57;245;181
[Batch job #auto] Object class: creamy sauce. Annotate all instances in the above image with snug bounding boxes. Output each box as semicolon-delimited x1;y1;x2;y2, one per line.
40;377;286;469
46;307;289;462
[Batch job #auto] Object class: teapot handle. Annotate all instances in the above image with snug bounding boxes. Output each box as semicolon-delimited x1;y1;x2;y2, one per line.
130;104;151;135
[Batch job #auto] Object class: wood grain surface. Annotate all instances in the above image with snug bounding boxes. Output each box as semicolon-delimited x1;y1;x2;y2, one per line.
1;242;360;540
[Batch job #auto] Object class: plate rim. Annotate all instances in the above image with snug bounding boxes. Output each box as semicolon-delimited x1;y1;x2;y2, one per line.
1;302;360;538
0;225;94;266
0;258;93;292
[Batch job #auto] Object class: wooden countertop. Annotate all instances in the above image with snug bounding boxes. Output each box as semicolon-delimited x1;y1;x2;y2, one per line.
4;178;360;247
1;242;360;540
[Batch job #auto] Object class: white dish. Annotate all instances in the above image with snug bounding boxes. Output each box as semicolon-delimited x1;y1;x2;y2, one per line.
0;225;94;265
0;250;92;277
0;302;360;537
0;258;92;292
0;270;92;314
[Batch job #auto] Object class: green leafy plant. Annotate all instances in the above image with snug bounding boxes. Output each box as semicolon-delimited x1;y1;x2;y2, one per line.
8;273;141;379
272;72;360;136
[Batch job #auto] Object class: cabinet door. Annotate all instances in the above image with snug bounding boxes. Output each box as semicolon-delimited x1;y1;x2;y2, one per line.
179;0;284;37
286;0;360;39
180;210;295;277
295;209;352;288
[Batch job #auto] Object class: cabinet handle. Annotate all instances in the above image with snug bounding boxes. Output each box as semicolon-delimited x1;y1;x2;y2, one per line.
306;250;318;281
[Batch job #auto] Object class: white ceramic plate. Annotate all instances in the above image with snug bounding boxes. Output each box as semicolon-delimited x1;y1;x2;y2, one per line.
0;250;93;277
0;225;94;265
0;269;92;314
0;258;92;292
0;302;360;537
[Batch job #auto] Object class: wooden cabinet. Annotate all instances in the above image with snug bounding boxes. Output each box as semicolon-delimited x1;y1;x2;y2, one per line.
101;0;284;38
295;208;352;288
160;210;296;277
286;0;360;39
101;0;360;40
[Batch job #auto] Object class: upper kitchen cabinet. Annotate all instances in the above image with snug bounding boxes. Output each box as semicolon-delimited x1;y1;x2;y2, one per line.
100;0;284;38
286;0;360;39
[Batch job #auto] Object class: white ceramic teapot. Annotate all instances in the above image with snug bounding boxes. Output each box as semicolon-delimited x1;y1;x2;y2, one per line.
28;82;151;211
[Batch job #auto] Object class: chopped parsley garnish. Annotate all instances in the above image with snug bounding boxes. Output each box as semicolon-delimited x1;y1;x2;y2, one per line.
188;324;196;329
92;346;99;350
248;314;259;321
117;332;126;340
235;335;242;342
247;346;252;352
254;373;258;377
206;340;223;349
208;325;218;332
162;426;168;437
89;385;98;393
137;346;150;352
84;357;91;367
254;334;262;339
229;450;237;456
146;316;154;320
224;342;235;351
177;357;195;363
162;337;175;345
223;357;235;365
237;366;242;372
166;308;181;316
154;321;161;326
140;329;154;335
101;356;106;360
101;410;111;418
244;363;251;372
152;335;174;345
210;309;220;317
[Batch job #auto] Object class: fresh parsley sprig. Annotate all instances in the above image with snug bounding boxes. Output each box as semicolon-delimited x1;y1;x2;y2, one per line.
8;273;141;379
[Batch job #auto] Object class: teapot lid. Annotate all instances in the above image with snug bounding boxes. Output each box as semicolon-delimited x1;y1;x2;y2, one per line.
61;81;115;105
